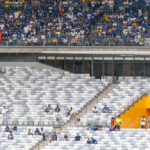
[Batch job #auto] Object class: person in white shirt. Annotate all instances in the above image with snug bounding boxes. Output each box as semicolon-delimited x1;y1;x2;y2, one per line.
40;128;45;141
93;106;99;113
141;116;146;129
1;106;8;116
147;116;150;129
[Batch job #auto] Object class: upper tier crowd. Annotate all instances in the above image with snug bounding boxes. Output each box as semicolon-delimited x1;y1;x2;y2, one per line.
0;0;149;46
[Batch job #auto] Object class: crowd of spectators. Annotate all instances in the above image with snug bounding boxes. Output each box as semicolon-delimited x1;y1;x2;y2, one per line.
0;0;149;46
93;0;150;46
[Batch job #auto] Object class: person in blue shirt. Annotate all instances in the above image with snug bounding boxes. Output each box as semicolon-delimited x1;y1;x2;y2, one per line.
51;132;57;141
86;123;93;131
35;128;40;135
90;137;97;144
107;107;112;113
102;105;107;113
8;131;13;140
12;124;17;132
87;138;91;144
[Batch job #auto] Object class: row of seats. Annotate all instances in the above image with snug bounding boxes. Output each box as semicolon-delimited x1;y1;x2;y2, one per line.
81;77;148;126
43;127;150;150
0;66;110;125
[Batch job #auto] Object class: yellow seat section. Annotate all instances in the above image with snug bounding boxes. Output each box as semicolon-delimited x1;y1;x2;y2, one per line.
120;95;150;129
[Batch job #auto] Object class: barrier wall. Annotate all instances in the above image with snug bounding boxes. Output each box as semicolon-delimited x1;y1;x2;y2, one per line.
121;95;150;129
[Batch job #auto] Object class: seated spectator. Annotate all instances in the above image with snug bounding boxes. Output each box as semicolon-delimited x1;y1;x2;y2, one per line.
107;107;112;113
90;137;97;144
109;118;116;131
35;128;40;135
1;106;8;116
111;117;115;126
41;128;45;140
55;104;60;112
51;132;57;141
5;126;10;132
92;106;99;113
102;105;107;113
28;129;33;135
93;123;98;131
12;124;17;132
115;116;122;131
66;107;74;117
44;104;53;113
102;105;112;113
87;138;91;144
8;131;13;140
74;133;82;141
64;134;68;141
86;123;93;131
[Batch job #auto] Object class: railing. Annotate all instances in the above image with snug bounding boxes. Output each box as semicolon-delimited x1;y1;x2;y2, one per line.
0;39;149;47
0;45;150;49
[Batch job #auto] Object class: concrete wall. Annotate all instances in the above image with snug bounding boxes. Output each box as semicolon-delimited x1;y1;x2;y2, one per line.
120;95;150;129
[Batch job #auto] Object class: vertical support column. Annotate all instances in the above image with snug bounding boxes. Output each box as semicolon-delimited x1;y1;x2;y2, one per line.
123;57;125;79
46;56;48;65
54;56;56;67
73;56;75;73
82;57;84;74
64;56;66;71
91;57;94;76
102;57;105;78
113;57;115;82
133;57;135;78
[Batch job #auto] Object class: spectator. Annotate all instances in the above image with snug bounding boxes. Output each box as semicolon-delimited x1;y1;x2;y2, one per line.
90;137;97;144
109;118;116;131
8;131;13;140
115;116;122;131
35;128;40;135
67;107;74;117
41;128;45;141
28;129;33;135
87;138;91;144
51;132;57;141
5;126;10;132
44;104;53;114
86;123;93;131
74;133;82;141
92;106;99;113
1;106;8;116
93;123;98;131
107;107;112;113
141;116;146;129
0;32;2;44
12;124;17;132
55;105;60;112
64;134;68;141
102;105;107;113
110;117;115;127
